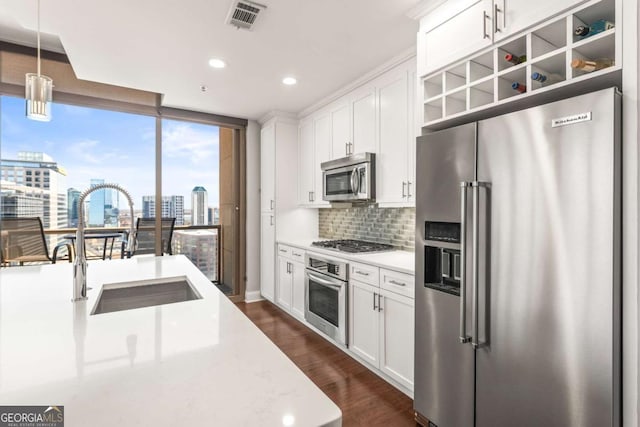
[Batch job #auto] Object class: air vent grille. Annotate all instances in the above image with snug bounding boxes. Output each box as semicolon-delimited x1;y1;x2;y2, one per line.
226;1;266;30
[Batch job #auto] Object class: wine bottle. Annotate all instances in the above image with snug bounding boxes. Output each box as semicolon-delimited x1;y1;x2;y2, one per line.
504;53;526;65
531;71;562;85
570;58;615;72
511;82;526;93
574;19;615;39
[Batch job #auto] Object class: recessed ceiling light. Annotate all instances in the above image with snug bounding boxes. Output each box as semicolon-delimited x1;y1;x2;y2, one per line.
208;58;226;69
282;77;297;85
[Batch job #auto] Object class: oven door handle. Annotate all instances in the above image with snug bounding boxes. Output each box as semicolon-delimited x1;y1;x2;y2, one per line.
306;271;343;290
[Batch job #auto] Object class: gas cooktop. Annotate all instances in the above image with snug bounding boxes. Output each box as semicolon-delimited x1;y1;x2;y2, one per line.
311;239;394;253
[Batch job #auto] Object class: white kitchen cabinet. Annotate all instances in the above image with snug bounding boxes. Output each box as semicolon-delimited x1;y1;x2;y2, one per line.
418;0;591;76
376;65;416;206
349;279;380;366
291;259;306;319
260;124;276;212
350;84;377;154
276;245;306;319
348;263;416;392
418;0;493;76
330;101;351;159
494;0;589;42
420;0;619;127
297;114;331;207
298;119;315;205
276;256;292;311
260;213;275;302
260;117;316;301
379;288;415;391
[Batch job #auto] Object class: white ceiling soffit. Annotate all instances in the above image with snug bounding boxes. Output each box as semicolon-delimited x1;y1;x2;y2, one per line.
0;0;420;120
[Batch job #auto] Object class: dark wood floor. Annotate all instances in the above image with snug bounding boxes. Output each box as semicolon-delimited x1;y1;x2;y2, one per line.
236;300;415;427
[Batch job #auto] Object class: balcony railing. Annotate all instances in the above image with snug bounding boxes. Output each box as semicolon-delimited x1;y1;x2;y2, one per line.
16;225;222;283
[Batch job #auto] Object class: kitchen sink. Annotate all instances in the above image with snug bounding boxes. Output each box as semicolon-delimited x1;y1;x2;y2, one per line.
91;276;202;315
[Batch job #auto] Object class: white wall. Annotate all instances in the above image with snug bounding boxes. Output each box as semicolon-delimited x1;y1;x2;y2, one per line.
622;1;639;426
245;120;262;302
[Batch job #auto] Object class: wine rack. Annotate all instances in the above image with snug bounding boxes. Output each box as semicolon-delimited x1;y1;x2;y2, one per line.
420;0;620;129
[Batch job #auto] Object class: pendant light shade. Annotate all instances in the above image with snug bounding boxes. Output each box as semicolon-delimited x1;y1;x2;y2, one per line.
25;73;52;121
26;0;52;122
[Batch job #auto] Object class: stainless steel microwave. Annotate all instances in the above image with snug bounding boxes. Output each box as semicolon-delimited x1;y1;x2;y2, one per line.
321;153;375;202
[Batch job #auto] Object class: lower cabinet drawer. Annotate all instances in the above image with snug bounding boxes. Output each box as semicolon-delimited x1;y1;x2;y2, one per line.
380;268;414;298
350;262;379;286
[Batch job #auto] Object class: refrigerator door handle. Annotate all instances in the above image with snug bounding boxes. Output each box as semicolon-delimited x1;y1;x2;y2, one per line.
471;181;487;349
459;182;472;344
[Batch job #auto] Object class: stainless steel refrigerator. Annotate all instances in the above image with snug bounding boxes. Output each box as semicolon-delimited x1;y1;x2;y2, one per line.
414;87;621;427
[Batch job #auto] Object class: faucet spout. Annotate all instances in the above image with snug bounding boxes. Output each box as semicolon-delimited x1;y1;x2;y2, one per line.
72;183;136;302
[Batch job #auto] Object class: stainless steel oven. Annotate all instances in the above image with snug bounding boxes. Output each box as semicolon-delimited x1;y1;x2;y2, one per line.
321;153;375;202
304;253;348;346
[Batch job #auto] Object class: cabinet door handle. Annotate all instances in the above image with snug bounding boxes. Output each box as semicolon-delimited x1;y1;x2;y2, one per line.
494;3;501;33
308;191;312;202
378;293;383;312
373;292;378;310
270;215;274;226
355;270;370;276
346;142;349;156
407;181;412;198
483;10;490;39
388;279;406;287
311;191;315;202
289;262;292;274
270;199;275;210
402;181;407;198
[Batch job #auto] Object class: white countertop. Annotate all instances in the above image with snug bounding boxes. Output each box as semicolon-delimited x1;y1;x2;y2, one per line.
277;239;415;275
0;255;341;427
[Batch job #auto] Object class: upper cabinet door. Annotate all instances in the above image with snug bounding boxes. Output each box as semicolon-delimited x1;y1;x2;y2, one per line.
330;101;351;159
494;0;588;41
351;85;377;154
298;120;315;205
419;0;493;76
260;123;276;212
377;69;409;205
314;114;331;205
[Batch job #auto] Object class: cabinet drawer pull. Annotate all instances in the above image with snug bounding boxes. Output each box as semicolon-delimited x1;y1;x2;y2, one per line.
483;10;490;39
355;270;370;276
388;279;406;287
494;4;501;33
279;249;287;253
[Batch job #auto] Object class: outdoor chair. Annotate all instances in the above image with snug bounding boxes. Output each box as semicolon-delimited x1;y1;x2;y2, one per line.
0;217;72;266
123;217;176;257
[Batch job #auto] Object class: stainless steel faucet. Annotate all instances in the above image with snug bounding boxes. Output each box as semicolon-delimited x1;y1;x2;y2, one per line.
72;183;136;302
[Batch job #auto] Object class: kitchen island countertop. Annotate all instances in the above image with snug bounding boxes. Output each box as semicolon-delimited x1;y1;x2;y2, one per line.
0;255;341;427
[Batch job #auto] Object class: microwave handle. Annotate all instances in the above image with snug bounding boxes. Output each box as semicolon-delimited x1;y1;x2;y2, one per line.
350;167;360;195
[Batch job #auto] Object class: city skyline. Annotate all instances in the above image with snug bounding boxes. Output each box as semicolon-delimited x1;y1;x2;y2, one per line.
0;96;221;213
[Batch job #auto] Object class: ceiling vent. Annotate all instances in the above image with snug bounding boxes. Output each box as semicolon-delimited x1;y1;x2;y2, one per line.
226;0;267;31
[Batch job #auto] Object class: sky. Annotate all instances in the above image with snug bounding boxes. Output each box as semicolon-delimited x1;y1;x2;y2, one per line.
0;96;220;211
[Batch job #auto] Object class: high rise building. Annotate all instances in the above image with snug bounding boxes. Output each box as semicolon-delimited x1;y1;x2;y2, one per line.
141;195;185;225
0;151;67;229
207;207;220;225
67;188;81;227
191;186;208;226
173;229;218;281
88;179;105;226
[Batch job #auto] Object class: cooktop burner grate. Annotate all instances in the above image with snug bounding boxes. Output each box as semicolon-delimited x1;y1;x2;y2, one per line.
311;239;394;253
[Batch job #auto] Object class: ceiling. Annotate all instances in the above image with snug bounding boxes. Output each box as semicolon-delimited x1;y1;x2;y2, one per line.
0;0;421;120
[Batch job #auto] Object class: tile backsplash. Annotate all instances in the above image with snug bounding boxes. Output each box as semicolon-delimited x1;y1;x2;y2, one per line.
319;206;415;252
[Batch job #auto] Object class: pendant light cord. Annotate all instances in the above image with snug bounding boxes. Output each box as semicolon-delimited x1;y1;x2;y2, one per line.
36;0;41;77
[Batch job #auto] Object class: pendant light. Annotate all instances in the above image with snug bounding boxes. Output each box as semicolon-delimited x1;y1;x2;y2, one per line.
25;0;53;121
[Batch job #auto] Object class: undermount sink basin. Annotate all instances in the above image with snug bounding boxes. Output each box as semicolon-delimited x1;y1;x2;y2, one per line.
91;276;202;315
